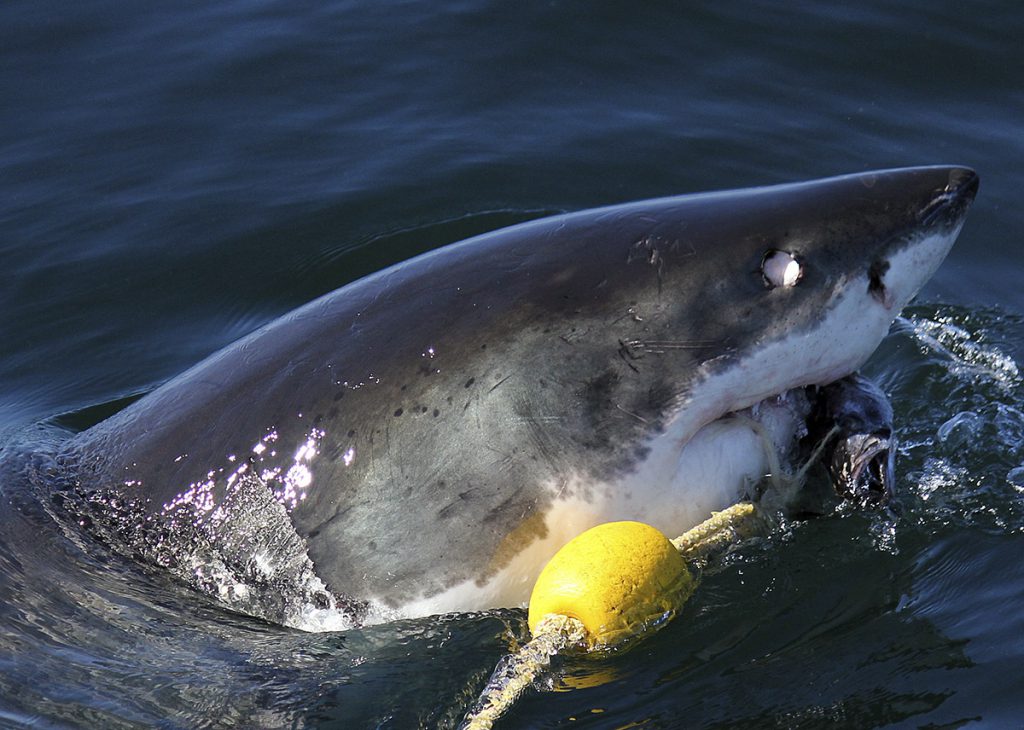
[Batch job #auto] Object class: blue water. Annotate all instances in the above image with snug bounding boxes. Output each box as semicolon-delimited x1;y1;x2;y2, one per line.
2;1;1023;727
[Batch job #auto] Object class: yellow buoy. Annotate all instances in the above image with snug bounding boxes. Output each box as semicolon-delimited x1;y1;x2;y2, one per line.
465;505;764;728
527;520;695;649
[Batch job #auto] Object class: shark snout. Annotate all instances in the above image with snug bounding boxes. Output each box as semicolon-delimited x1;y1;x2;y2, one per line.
875;167;978;316
920;166;979;228
945;166;980;198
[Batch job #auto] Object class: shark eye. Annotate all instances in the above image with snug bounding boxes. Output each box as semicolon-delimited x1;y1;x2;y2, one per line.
762;250;803;288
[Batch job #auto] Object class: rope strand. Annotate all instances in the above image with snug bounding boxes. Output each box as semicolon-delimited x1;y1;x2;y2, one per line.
461;614;586;729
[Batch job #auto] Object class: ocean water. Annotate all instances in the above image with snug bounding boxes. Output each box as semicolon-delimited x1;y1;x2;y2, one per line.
2;1;1023;727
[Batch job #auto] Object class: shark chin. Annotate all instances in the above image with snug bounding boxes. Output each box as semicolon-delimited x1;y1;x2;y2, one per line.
55;166;978;627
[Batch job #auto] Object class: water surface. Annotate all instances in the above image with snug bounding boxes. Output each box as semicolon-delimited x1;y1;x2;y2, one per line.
2;1;1023;727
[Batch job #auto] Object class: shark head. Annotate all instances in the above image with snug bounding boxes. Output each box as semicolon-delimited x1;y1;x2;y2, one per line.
611;166;980;437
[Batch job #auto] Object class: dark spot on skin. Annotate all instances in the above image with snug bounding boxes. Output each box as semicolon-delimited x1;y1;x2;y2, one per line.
433;409;440;417
446;396;453;404
465;377;475;388
308;528;321;539
438;480;446;488
347;429;356;438
577;372;623;448
869;259;890;300
583;372;619;418
393;408;403;417
332;391;344;402
481;344;487;350
646;380;675;414
368;540;377;551
401;384;408;391
420;406;428;413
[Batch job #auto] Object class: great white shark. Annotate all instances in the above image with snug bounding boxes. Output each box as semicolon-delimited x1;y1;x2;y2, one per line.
56;165;978;627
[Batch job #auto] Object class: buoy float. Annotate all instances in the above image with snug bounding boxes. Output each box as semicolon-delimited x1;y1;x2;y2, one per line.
462;503;764;729
527;520;695;649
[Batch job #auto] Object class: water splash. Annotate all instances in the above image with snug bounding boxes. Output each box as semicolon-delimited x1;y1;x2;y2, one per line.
891;305;1024;535
898;308;1021;389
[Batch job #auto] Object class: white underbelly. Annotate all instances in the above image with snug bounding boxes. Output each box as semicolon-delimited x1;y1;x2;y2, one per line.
385;393;808;620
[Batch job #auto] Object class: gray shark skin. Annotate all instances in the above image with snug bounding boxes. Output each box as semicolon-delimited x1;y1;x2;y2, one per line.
61;166;978;621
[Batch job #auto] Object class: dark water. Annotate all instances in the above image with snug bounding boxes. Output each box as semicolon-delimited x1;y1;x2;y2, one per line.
2;1;1023;727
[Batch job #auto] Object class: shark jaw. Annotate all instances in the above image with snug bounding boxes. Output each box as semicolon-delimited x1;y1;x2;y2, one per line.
675;223;968;444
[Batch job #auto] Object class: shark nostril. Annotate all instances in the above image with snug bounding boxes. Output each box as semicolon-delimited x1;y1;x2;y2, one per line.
921;168;980;226
945;167;980;197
